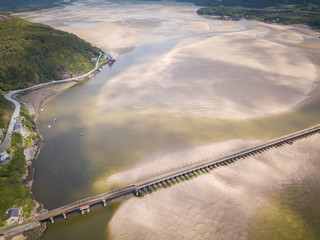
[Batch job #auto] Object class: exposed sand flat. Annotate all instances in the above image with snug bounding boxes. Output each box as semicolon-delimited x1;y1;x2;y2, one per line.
23;1;320;120
109;134;320;240
15;81;76;118
29;2;208;56
104;139;263;186
98;26;318;119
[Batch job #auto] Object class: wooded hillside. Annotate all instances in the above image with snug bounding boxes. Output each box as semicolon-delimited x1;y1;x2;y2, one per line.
0;13;101;91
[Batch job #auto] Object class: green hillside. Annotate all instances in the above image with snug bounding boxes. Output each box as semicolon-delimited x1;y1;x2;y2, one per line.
174;0;320;28
0;0;62;13
186;0;320;8
0;12;101;91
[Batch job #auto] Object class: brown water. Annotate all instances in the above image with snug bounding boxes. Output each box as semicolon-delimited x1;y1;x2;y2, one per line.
29;1;320;239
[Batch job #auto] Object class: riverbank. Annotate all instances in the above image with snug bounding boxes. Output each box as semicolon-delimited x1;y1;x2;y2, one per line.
0;53;114;239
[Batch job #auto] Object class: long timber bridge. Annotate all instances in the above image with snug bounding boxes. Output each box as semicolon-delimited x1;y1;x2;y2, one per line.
1;124;320;237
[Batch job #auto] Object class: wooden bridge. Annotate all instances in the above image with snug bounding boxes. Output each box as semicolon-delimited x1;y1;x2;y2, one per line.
1;124;320;237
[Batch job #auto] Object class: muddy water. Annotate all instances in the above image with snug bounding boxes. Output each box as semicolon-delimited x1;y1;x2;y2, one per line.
28;1;320;239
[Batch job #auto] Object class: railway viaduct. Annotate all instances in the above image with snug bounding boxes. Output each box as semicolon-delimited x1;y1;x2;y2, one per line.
1;124;320;238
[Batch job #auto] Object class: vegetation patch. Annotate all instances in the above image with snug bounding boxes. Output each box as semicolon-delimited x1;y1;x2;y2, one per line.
185;0;320;28
10;132;23;148
0;0;67;13
0;94;8;128
0;147;35;226
20;104;34;131
197;5;320;28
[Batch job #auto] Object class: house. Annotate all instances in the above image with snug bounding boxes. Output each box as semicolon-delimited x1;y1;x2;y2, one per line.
6;208;21;224
13;121;29;138
13;121;22;131
0;151;9;162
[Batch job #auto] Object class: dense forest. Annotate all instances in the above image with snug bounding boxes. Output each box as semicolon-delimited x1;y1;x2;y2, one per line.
179;0;320;8
192;0;320;28
0;0;65;13
0;13;101;91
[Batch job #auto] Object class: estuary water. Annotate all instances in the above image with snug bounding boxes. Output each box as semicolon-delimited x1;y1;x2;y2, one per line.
27;1;320;239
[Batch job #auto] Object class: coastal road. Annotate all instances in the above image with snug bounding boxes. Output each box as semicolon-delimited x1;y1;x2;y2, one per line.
0;52;104;153
0;91;20;152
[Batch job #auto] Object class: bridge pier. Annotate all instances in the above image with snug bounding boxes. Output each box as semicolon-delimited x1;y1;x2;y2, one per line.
80;205;90;214
63;213;66;219
103;200;107;207
50;217;54;224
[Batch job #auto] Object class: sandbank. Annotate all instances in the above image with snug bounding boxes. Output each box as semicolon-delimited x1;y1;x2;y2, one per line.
109;134;320;240
23;1;320;120
97;23;318;119
15;81;76;119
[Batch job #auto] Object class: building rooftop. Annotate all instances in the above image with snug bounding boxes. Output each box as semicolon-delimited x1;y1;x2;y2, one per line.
6;208;20;219
0;151;9;162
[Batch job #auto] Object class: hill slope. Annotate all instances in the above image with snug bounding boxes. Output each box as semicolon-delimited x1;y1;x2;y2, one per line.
192;0;320;28
0;13;101;91
0;0;61;13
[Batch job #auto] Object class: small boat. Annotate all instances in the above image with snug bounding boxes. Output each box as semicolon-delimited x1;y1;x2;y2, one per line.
53;118;57;122
48;125;51;128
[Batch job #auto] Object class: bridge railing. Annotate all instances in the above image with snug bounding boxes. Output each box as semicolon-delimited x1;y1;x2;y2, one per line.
35;185;136;220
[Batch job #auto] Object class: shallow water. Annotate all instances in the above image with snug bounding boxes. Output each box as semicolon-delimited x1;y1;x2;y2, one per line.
28;1;320;239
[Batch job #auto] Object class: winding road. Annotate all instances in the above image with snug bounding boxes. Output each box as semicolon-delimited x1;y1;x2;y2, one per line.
0;52;104;153
0;91;21;152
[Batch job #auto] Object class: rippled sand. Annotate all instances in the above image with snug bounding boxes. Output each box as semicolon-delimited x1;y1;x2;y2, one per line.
98;28;317;119
24;1;320;119
109;134;320;240
105;139;263;185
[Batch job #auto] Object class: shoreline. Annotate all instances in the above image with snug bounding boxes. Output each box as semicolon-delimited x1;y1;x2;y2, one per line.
0;53;114;239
